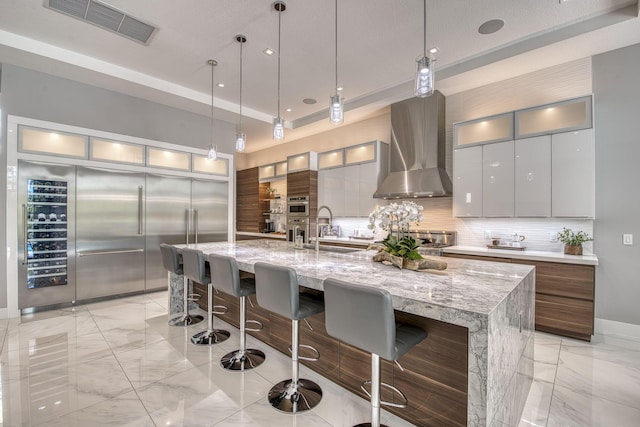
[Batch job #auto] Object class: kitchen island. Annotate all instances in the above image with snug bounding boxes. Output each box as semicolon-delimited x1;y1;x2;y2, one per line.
170;240;535;427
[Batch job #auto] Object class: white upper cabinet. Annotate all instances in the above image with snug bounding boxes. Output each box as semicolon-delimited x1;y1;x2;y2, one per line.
287;151;318;172
482;141;514;217
515;96;592;139
317;141;388;218
454;112;514;148
453;146;483;217
551;129;594;218
515;136;551;217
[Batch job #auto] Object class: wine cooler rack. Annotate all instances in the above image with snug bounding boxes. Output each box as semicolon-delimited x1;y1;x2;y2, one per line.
26;179;68;289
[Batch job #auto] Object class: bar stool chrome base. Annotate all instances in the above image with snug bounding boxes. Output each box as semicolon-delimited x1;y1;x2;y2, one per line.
220;348;266;371
168;313;203;327
190;329;230;345
354;424;388;427
267;378;323;413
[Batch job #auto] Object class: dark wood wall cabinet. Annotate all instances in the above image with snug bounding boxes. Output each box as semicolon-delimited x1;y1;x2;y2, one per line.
236;167;270;233
444;253;595;341
194;282;469;427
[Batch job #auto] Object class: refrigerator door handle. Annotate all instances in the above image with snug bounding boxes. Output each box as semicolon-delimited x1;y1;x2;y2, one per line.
22;204;28;265
185;208;191;244
194;208;199;244
137;186;143;235
77;249;145;257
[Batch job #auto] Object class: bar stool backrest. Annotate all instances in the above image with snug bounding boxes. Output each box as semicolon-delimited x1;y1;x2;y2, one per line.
160;244;182;275
324;278;397;361
181;248;209;284
254;262;300;320
209;254;240;297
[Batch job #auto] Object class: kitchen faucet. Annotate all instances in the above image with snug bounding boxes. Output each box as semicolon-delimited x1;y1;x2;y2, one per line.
315;205;333;252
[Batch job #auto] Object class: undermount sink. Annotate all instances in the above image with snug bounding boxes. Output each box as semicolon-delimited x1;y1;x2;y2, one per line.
302;243;362;253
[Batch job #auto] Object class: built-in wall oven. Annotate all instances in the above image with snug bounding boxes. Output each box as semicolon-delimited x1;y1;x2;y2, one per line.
287;195;310;217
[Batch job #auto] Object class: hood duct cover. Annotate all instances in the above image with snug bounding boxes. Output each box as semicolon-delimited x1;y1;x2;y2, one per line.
374;91;451;198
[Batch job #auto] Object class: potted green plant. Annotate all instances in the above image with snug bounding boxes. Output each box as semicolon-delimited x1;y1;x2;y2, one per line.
557;227;593;255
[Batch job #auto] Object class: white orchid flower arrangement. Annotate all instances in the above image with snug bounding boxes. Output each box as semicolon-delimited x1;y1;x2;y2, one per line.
367;201;424;239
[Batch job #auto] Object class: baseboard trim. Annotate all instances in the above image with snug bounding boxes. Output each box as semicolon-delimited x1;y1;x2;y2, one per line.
595;317;640;342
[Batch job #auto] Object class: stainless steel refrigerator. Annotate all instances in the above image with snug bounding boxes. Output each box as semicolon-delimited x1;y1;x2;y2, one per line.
75;166;146;300
145;174;228;291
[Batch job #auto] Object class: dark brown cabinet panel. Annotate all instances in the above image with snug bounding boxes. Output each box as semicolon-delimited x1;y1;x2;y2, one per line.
445;253;595;341
236;167;269;233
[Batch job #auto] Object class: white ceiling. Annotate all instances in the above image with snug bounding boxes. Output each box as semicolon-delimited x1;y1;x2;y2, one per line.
1;0;639;152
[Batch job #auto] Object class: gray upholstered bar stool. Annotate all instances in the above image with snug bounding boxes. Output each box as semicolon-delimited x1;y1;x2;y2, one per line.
160;244;203;327
254;262;324;413
209;254;266;371
181;248;230;345
324;278;428;427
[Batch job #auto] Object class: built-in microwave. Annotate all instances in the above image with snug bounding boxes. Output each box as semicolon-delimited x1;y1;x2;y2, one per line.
287;195;309;217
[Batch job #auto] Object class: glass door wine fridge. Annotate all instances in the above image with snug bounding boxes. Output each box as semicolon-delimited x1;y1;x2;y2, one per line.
18;161;76;309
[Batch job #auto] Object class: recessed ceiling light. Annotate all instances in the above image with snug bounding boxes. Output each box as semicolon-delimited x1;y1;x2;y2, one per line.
263;48;274;56
302;98;317;104
478;19;504;35
285;108;292;112
429;47;439;54
216;83;224;88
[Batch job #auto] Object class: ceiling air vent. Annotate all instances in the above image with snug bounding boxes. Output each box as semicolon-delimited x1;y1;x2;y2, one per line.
46;0;157;45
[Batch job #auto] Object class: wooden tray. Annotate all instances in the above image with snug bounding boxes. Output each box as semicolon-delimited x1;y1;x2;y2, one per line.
486;244;526;251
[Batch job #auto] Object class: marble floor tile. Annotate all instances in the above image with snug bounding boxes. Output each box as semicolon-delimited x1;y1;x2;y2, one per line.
33;391;155;427
547;383;640;427
555;350;640;410
518;379;554;427
137;363;272;427
18;304;89;324
114;339;203;389
3;311;100;352
560;335;640;370
212;397;333;427
1;353;134;426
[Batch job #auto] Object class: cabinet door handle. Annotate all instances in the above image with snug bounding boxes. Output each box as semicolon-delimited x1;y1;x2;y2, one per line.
137;186;143;235
185;208;191;244
194;208;199;245
22;204;28;265
78;249;144;257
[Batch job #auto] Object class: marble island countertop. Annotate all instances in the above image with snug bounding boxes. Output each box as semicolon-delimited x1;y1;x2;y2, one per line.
444;245;599;265
181;240;534;318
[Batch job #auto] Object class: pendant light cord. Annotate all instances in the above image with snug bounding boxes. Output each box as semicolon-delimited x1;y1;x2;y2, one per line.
210;60;215;145
277;6;282;118
335;0;338;90
239;41;243;129
423;0;427;57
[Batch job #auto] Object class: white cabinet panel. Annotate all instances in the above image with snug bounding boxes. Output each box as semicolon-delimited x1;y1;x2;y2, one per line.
342;165;360;217
482;141;514;217
453;146;483;217
318;168;345;217
515;136;551;217
552;129;594;218
358;162;379;216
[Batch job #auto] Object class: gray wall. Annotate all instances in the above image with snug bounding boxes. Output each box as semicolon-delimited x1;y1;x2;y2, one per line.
593;43;640;326
0;64;236;309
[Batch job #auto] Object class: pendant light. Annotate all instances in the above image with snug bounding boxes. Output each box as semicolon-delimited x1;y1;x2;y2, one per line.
235;34;247;152
415;0;435;98
272;1;286;141
329;0;343;125
207;59;218;160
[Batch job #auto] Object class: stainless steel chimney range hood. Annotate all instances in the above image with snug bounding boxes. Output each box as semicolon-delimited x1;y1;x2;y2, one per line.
374;91;451;199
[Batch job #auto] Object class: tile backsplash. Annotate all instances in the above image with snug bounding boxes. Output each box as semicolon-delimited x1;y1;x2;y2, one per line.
331;197;595;254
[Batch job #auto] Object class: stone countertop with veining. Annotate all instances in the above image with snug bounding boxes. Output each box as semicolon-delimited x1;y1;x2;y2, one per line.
444;245;599;265
179;239;534;320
